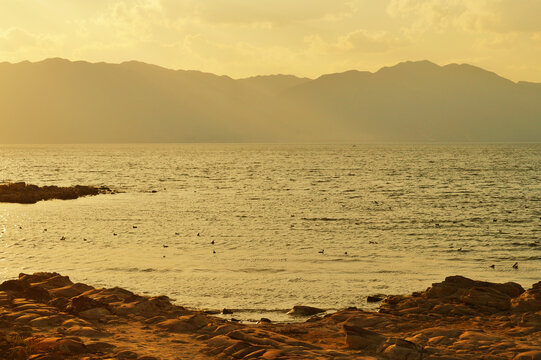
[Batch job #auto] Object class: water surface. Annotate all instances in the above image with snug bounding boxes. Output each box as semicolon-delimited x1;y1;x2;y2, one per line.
0;144;539;321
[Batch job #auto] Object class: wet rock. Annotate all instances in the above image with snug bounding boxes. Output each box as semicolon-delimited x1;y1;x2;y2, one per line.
286;305;325;317
222;308;233;315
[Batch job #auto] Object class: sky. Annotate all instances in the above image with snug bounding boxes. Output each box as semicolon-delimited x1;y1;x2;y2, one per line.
0;0;540;81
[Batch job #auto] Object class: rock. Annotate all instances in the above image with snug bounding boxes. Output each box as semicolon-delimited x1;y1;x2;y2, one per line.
222;308;234;315
0;279;27;292
512;281;541;313
0;182;112;204
86;341;116;353
116;350;139;359
513;351;541;360
34;337;86;355
65;325;109;338
24;286;51;302
286;305;325;316
383;344;422;360
460;286;512;312
50;283;94;299
67;295;107;315
49;297;70;311
344;323;387;350
157;314;210;333
367;295;385;303
29;315;65;328
78;307;111;321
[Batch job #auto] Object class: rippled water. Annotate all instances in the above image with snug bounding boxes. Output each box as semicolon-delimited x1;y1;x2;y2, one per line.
0;144;539;321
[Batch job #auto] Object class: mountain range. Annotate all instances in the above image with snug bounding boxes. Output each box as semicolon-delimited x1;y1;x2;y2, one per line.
0;58;539;143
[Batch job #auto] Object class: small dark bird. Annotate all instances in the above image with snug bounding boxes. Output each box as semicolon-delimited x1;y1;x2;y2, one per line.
490;264;495;269
318;249;324;254
83;238;87;241
344;251;348;255
435;224;440;227
163;245;168;248
175;232;180;236
113;233;117;236
213;250;216;254
211;240;215;245
162;255;166;258
60;236;66;241
19;226;22;229
512;262;518;270
133;226;137;229
197;233;201;236
44;229;47;232
457;248;462;252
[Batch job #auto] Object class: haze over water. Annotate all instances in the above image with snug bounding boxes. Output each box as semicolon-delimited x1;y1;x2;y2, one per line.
0;143;539;321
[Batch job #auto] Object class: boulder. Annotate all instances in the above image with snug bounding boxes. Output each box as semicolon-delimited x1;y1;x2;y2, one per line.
286;305;325;317
512;282;541;313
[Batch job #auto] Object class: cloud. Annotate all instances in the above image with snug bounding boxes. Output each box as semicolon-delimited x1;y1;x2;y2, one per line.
0;28;59;53
336;30;396;53
387;0;541;34
160;0;357;25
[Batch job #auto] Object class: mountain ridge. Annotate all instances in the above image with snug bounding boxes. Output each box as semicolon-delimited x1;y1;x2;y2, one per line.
0;58;539;143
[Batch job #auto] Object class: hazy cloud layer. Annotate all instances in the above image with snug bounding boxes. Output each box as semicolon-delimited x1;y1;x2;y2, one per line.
0;0;539;81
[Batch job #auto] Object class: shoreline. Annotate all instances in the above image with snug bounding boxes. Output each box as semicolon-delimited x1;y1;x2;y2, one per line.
0;273;539;359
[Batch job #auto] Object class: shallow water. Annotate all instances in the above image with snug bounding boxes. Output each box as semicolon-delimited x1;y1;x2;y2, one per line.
0;144;539;322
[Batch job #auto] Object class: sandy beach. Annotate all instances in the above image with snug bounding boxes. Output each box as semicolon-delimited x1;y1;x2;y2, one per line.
0;272;539;359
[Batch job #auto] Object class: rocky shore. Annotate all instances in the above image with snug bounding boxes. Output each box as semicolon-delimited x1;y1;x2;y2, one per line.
0;183;113;204
0;273;539;360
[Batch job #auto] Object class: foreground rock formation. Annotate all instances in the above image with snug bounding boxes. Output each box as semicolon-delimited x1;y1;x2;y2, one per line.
0;273;539;359
0;183;113;204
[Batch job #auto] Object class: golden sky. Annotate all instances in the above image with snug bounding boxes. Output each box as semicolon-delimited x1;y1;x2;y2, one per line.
1;0;540;81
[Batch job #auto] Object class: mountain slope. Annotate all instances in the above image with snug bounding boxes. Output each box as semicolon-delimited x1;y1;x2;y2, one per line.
0;59;539;143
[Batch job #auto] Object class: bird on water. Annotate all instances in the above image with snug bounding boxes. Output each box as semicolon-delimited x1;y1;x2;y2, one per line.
512;262;518;270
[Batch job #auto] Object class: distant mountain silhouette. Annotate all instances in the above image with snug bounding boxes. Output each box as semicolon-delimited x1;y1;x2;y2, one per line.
0;58;539;143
